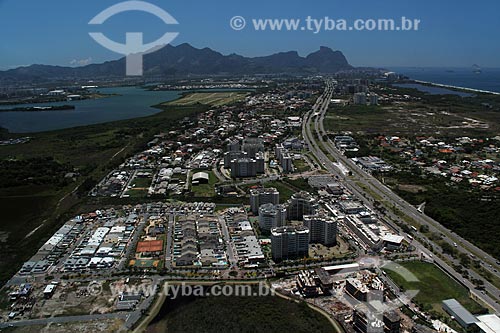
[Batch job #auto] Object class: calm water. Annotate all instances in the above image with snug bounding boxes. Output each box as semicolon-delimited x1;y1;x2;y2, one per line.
0;87;181;133
389;67;500;93
393;83;473;97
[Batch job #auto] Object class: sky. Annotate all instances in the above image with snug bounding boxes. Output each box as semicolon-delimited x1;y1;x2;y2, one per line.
1;0;499;70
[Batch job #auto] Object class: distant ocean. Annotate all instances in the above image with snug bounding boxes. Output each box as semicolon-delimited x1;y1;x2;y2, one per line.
388;67;500;93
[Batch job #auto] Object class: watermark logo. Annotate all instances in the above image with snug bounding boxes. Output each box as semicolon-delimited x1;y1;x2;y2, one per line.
230;15;420;33
88;1;179;76
87;280;274;298
229;16;246;31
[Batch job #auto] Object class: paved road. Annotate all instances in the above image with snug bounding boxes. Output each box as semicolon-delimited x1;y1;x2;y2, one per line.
316;92;500;308
303;81;500;313
218;214;238;267
317;98;500;279
164;213;175;269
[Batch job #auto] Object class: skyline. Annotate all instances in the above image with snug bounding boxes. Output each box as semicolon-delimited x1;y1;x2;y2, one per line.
1;0;500;70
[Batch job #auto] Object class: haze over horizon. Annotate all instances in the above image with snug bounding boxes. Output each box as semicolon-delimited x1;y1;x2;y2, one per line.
1;0;500;70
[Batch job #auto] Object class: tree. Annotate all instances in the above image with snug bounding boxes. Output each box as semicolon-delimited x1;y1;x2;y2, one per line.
440;242;455;255
419;225;430;233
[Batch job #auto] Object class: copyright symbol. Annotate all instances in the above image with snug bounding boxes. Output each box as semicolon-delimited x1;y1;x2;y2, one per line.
87;281;103;296
230;16;246;30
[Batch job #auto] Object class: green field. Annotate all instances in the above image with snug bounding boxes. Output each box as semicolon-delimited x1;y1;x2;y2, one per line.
125;177;153;198
146;295;335;333
293;158;310;172
124;176;153;197
383;261;485;315
240;181;297;204
165;91;249;107
190;170;218;197
324;93;500;137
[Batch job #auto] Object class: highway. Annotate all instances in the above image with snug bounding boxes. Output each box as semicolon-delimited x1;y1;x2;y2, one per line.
302;81;500;313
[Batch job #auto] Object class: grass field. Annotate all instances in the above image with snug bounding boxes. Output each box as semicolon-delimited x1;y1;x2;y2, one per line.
324;98;500;137
383;261;485;315
293;158;310;173
240;181;297;204
146;295;335;333
165;91;249;107
132;177;152;187
124;176;152;198
190;170;218;197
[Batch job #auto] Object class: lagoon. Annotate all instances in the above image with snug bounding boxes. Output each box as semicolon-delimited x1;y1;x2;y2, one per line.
393;83;473;97
0;86;181;133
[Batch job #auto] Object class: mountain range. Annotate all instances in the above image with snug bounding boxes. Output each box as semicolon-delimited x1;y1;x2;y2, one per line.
0;43;352;82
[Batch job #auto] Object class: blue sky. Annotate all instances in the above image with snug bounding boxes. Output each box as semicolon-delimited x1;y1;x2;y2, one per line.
1;0;499;69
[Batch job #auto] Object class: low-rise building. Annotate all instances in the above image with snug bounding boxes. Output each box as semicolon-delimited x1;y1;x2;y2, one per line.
442;299;479;328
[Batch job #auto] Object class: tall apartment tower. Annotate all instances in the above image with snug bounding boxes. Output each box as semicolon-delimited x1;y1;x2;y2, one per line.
249;187;280;215
287;191;318;221
271;226;309;261
303;214;337;246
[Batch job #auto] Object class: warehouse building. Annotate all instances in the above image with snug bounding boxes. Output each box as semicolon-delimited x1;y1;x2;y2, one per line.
442;299;479;328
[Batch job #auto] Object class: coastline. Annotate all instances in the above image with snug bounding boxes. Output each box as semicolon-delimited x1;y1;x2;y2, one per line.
274;289;345;333
131;280;266;333
412;79;500;96
131;279;345;333
0;105;75;112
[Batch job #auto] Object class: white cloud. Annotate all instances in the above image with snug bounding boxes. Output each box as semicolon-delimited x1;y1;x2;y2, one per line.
70;57;93;66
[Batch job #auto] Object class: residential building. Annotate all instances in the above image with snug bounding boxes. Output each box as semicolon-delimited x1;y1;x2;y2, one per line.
258;203;287;232
223;151;247;168
249;187;280;215
354;92;367;105
287;191;318;221
230;158;257;178
226;139;241;152
303;214;337;246
242;137;264;158
255;151;265;174
271;225;309;261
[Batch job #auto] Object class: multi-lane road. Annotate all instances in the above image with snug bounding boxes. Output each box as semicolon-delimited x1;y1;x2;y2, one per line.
303;81;500;313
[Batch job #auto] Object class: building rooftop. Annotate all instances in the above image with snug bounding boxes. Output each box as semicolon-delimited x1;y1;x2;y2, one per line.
476;314;500;333
442;299;478;325
192;172;209;181
271;225;309;236
383;234;404;244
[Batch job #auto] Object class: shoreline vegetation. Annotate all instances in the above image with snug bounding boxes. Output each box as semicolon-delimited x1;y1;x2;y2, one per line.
139;281;341;333
0;92;118;106
0;104;75;112
411;79;500;95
